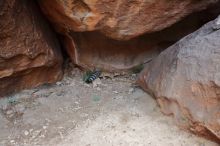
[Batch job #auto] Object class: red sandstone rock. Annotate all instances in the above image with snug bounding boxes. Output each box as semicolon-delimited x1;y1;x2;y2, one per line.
59;9;220;71
138;16;220;143
61;25;195;71
0;0;63;96
38;0;218;40
37;0;220;71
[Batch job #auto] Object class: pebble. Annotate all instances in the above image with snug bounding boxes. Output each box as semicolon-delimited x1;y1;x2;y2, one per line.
132;74;137;77
113;91;119;94
24;130;29;136
74;101;79;105
6;110;14;115
56;82;62;86
39;134;45;138
128;88;134;94
56;91;64;97
80;113;89;118
92;78;102;88
113;96;124;100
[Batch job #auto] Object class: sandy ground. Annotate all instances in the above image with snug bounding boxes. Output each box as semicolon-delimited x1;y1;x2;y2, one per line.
0;67;218;146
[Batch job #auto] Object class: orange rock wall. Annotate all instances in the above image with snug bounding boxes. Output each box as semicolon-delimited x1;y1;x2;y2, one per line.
0;0;63;96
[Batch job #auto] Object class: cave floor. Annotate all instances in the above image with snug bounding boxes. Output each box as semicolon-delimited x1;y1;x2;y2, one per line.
0;67;218;146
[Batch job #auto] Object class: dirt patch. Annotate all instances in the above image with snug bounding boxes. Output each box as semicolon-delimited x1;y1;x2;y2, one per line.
0;67;218;146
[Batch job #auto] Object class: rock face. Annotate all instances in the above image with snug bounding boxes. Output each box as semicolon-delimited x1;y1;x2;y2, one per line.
0;0;63;96
56;8;220;71
62;18;205;71
38;0;218;40
138;16;220;143
38;0;220;71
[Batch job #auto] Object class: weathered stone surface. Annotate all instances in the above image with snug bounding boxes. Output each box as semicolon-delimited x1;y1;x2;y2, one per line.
60;8;220;71
62;31;161;71
38;0;218;40
37;0;220;71
61;24;195;71
0;0;63;96
138;16;220;143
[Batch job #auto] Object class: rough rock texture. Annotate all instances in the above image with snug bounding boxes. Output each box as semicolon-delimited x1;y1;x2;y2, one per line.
0;0;63;97
138;16;220;143
62;19;201;71
38;0;218;40
38;0;220;71
62;31;162;71
61;8;220;71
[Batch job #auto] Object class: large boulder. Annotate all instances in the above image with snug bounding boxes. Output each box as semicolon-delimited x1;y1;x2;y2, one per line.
38;0;218;40
61;18;207;71
38;0;220;71
0;0;63;96
138;16;220;143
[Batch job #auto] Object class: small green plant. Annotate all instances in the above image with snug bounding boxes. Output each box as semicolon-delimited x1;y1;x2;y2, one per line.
8;97;17;105
92;95;101;102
